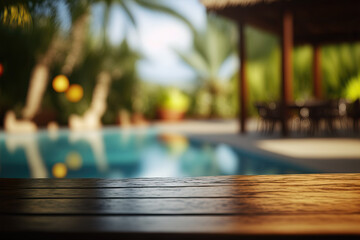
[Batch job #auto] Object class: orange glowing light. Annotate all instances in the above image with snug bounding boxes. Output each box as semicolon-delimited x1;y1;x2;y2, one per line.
66;84;83;102
65;152;82;170
52;163;67;178
0;63;3;77
52;75;69;92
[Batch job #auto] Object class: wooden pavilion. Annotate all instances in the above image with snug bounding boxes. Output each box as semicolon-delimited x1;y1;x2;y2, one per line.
201;0;360;135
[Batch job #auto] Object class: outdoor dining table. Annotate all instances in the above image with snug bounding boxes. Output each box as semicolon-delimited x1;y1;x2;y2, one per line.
287;100;330;110
287;100;341;133
254;100;337;133
287;100;334;116
1;173;360;239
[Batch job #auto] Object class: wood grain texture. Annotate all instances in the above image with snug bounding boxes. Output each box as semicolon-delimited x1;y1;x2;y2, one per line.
1;215;360;234
1;197;359;215
1;173;360;239
1;173;360;188
2;186;359;199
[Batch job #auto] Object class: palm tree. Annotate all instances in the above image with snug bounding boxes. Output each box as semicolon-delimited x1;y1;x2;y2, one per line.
19;0;195;125
68;0;196;129
176;14;238;117
21;0;91;120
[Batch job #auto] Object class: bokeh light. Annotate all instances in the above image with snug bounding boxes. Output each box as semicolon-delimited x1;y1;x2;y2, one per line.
52;163;67;178
52;75;69;92
66;84;83;102
65;152;83;170
0;63;3;77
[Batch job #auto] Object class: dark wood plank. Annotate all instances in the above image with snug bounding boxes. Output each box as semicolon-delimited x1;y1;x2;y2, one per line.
1;174;360;189
1;185;359;199
1;215;360;239
1;193;359;215
1;174;360;239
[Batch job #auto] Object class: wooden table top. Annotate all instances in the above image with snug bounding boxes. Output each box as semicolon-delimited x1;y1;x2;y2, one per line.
1;174;360;239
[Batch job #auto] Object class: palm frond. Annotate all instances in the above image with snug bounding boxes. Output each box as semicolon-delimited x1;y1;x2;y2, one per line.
134;0;196;33
119;1;136;27
175;48;209;80
206;14;237;77
184;14;237;80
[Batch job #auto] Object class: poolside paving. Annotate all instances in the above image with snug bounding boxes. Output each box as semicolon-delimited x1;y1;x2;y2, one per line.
154;119;360;173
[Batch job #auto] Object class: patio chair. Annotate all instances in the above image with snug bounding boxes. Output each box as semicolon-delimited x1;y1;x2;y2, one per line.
295;105;311;133
254;101;281;134
347;99;360;131
325;99;349;131
294;100;332;135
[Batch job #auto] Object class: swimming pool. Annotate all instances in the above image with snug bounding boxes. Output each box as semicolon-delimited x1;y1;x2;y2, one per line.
0;127;315;178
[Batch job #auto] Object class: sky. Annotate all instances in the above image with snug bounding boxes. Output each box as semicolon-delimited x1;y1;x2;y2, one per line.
58;0;236;89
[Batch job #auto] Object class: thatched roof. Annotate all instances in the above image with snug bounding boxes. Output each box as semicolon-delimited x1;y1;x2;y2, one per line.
201;0;281;9
200;0;360;45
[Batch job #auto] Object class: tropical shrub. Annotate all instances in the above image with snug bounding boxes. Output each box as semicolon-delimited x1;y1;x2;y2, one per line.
344;74;360;101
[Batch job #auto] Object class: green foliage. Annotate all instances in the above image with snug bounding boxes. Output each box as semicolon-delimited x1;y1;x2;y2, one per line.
243;29;360;116
245;26;277;61
158;88;190;112
0;0;60;119
177;14;238;118
131;83;165;119
105;42;141;124
192;89;212;117
46;39;140;125
120;83;191;119
177;13;237;83
322;44;360;98
293;46;313;100
190;78;237;118
344;74;360;101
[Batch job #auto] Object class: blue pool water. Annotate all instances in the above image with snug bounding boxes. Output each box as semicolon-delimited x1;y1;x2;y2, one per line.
0;127;315;178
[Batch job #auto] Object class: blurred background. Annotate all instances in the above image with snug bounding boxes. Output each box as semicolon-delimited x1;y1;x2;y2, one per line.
1;0;360;128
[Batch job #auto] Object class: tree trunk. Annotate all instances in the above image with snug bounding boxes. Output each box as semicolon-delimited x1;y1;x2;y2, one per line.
22;38;59;120
21;10;89;120
61;10;89;75
69;71;112;130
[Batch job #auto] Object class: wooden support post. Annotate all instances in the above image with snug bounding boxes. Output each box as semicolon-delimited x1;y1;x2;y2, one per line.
281;11;293;136
238;24;247;134
313;44;322;99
